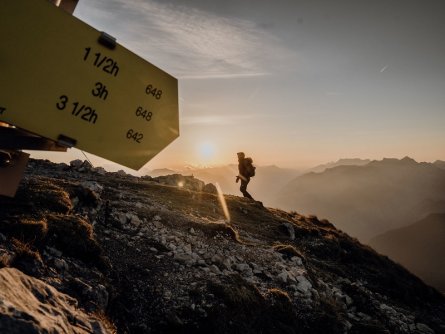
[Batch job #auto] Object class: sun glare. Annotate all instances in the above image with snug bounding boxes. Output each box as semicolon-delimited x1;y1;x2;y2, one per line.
198;142;216;161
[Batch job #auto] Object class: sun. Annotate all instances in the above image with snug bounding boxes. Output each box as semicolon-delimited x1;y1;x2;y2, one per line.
197;141;216;162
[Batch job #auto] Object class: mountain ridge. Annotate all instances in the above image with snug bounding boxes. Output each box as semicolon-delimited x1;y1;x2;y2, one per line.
275;157;445;242
370;213;445;293
306;158;372;174
0;158;444;333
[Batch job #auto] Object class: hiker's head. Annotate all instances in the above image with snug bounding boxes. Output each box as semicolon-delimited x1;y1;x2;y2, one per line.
237;152;245;159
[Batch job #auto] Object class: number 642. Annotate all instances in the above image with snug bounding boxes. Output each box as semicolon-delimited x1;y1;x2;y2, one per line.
126;129;143;143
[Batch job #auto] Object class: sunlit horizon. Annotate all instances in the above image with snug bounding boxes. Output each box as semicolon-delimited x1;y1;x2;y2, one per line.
27;147;444;175
25;0;445;174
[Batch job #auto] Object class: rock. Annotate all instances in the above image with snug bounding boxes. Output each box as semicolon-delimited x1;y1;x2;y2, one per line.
127;213;142;227
203;183;217;194
209;265;221;275
211;254;224;265
53;258;69;272
93;167;107;175
0;268;108;333
183;243;192;254
235;263;250;272
344;320;353;331
80;160;93;171
94;284;109;311
116;170;127;177
70;160;93;172
174;253;196;265
279;222;295;240
290;256;303;266
251;263;264;274
222;258;232;270
0;249;12;267
47;247;63;257
416;323;434;334
56;163;69;171
287;272;297;283
70;159;83;169
166;312;184;327
71;196;80;207
117;213;128;225
80;181;103;194
277;271;288;283
296;276;312;293
153;174;205;191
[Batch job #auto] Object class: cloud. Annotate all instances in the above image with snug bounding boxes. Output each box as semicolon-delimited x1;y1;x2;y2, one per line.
75;0;290;79
380;65;389;73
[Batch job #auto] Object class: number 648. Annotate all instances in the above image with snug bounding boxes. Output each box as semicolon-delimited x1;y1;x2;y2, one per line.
145;84;162;100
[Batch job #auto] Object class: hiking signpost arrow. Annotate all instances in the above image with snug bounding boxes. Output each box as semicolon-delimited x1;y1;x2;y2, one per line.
0;0;179;170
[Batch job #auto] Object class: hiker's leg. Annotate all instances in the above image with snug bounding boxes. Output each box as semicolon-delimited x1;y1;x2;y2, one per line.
239;180;247;195
240;179;253;199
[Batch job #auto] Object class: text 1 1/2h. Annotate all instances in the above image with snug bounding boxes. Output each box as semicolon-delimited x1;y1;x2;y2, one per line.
84;47;119;77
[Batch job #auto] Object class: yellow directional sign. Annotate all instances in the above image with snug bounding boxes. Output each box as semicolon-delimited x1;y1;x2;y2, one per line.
0;0;179;170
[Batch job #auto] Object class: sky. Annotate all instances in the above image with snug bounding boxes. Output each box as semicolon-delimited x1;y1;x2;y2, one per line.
31;0;445;171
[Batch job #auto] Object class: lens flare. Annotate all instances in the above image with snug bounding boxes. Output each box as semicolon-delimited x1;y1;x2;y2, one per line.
215;183;230;222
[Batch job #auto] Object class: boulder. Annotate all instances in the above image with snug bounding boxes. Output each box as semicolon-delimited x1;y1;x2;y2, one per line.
203;183;217;194
279;222;295;240
0;268;108;333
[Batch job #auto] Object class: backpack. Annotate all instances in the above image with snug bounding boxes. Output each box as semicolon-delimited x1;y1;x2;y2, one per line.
244;157;256;177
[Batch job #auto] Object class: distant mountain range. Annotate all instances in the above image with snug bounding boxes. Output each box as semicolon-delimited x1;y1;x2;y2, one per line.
307;158;371;174
144;159;376;206
147;168;178;177
434;160;445;170
275;157;445;242
370;213;445;293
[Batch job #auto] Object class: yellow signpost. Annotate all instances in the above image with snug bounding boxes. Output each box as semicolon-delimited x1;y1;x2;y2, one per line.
0;0;179;170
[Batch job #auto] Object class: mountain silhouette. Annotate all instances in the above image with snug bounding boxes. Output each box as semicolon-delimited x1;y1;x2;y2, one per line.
434;160;445;170
307;158;371;174
370;213;445;293
275;157;445;242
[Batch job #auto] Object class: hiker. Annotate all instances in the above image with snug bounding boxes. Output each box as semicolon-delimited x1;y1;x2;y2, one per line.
236;152;255;200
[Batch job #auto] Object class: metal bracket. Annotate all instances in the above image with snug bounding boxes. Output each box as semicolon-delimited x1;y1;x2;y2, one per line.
98;31;117;50
0;127;67;151
57;134;77;148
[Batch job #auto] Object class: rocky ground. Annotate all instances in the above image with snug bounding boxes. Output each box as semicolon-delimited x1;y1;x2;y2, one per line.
0;158;444;333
